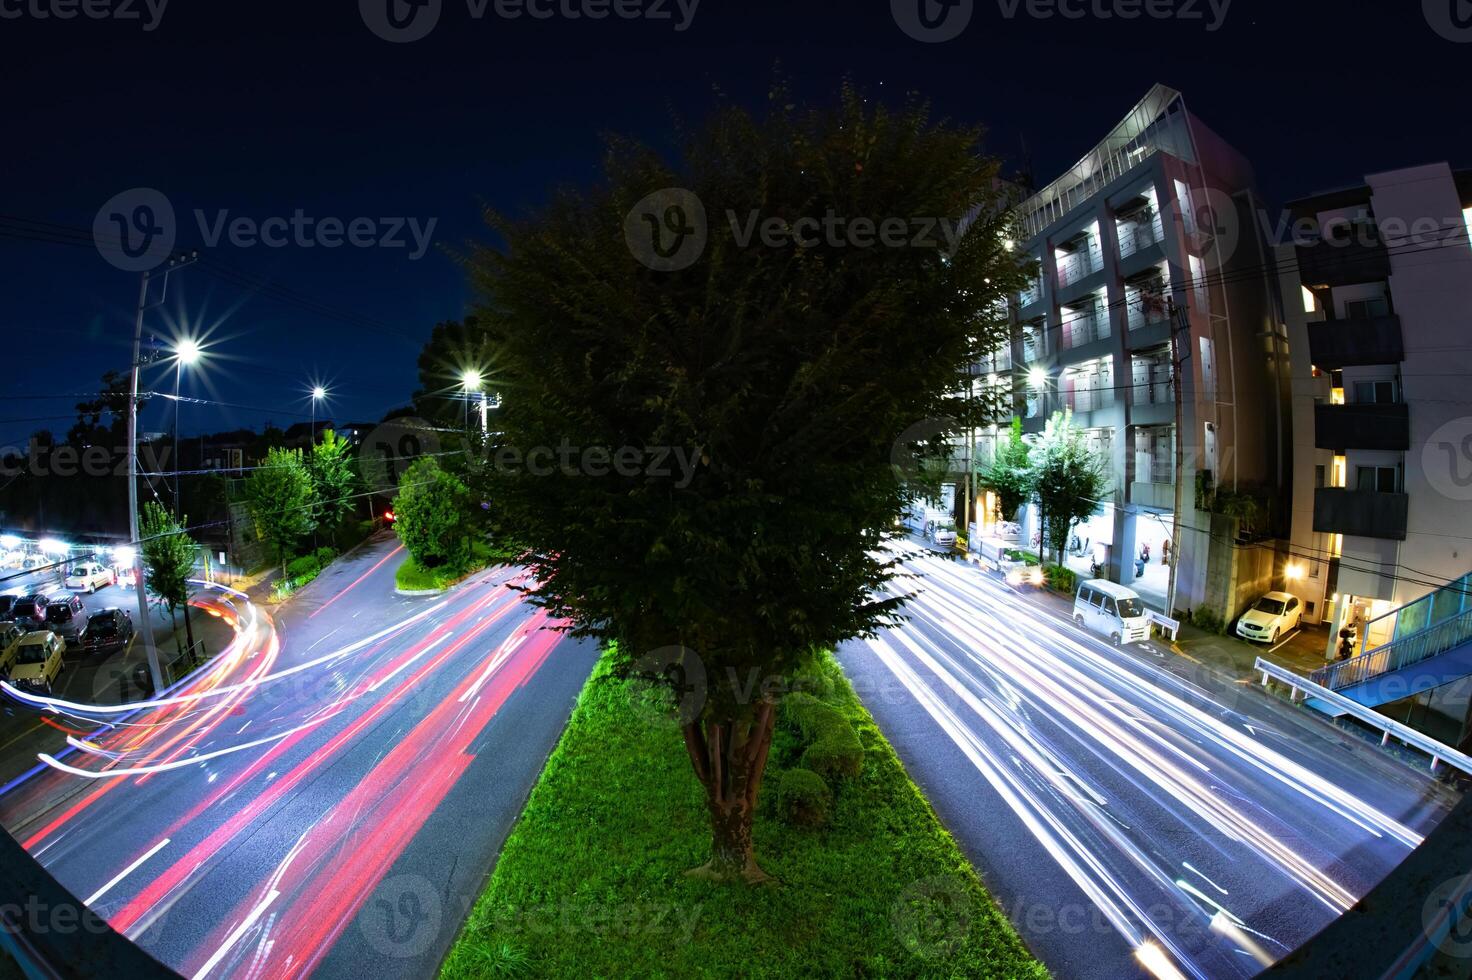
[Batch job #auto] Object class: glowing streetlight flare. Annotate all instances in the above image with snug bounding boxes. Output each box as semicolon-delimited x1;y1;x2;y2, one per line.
1029;366;1048;387
312;386;327;401
461;370;483;391
175;338;202;366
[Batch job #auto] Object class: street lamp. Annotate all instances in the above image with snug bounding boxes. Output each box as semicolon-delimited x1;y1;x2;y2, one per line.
311;385;328;445
461;370;483;432
172;337;203;509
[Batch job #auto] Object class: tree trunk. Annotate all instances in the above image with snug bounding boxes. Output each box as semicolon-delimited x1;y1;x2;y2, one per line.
169;607;182;658
1459;694;1472;758
182;599;197;668
681;701;777;884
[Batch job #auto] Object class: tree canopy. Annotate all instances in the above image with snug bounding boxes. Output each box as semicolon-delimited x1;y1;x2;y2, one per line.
243;447;316;575
979;417;1034;523
460;83;1030;880
1032;410;1108;566
392;456;477;571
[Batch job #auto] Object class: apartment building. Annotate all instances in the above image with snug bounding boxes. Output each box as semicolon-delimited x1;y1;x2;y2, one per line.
1275;163;1472;654
975;85;1286;617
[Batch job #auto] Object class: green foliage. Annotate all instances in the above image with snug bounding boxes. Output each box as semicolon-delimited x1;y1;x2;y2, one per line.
439;649;1043;978
306;428;358;532
244;447;317;574
1032;410;1108;566
392;456;478;571
285;555;319;580
1045;564;1077;594
464;84;1031;723
1191;607;1229;635
782;692;864;781
979;417;1034;522
775;768;832;827
138;502;198;617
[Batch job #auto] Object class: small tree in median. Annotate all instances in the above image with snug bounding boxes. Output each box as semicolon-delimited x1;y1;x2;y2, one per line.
392;456;475;573
139;502;200;659
244;447;317;576
979;417;1034;526
307;428;358;537
1031;409;1107;567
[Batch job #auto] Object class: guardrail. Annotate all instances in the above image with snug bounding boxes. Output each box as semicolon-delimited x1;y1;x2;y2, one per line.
1311;609;1472;692
1256;658;1472;776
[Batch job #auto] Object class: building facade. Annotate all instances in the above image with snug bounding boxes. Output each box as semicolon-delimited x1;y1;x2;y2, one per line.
978;85;1287;617
1275;163;1472;655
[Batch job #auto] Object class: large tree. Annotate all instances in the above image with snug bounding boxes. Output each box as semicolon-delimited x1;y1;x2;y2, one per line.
307;428;359;533
139;502;199;660
243;447;316;576
461;85;1029;882
1031;410;1108;566
392;456;476;571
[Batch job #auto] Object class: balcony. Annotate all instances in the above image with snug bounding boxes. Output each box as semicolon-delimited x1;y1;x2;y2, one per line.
1313;488;1409;540
1116;212;1163;260
1307;315;1404;368
1056;250;1099;290
1296;239;1391;288
1314;403;1411;452
1060;310;1108;350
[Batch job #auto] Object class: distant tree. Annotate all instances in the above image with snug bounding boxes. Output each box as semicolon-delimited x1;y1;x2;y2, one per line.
139;502;199;659
243;447;316;575
392;456;476;571
979;417;1034;523
1031;410;1107;566
461;84;1029;882
68;370;133;448
307;429;358;533
412;316;496;426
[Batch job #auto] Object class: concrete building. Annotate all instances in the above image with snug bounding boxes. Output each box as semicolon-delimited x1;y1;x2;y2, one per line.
977;84;1287;617
1274;163;1472;656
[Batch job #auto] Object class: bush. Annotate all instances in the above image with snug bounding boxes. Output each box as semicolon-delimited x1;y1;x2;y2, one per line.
1191;608;1229;635
286;554;320;580
315;545;337;566
1045;564;1077;594
783;692;864;781
775;767;832;827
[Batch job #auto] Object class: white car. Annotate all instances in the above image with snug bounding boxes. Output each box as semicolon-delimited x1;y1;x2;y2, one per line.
927;521;958;551
1235;591;1303;644
65;562;116;593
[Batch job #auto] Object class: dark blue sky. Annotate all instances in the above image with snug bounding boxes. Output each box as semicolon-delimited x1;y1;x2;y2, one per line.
3;0;1466;446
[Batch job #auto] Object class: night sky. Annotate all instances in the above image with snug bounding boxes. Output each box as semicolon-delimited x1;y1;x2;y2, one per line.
3;0;1466;446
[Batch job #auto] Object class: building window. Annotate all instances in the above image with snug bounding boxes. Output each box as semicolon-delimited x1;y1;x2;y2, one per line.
1353;380;1396;404
1344;296;1390;320
1301;286;1317;314
1307;601;1316;617
1355;465;1400;494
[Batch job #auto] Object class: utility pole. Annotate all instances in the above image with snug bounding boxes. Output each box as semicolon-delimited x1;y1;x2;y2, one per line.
127;252;198;694
1166;299;1190;619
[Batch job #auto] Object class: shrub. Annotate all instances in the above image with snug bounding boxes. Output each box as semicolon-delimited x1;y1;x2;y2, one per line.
1191;607;1229;635
1045;564;1077;594
783;693;864;781
775;767;832;827
315;546;337;566
286;554;320;580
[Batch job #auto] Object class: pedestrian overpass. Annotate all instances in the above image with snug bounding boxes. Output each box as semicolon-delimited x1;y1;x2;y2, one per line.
1305;572;1472;717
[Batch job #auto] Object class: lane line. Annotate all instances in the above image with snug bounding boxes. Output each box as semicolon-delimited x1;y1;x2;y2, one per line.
83;838;171;906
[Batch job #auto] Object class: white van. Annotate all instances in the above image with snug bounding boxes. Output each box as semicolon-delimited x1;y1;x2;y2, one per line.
1072;579;1151;646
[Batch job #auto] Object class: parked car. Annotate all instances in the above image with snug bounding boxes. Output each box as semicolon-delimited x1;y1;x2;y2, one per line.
21;553;49;570
1235;592;1303;644
0;592;25;622
83;608;134;653
1073;579;1151;646
43;594;88;646
0;623;24;675
0;551;24;569
65;562;116;593
117;566;138;590
8;593;54;629
8;631;64;693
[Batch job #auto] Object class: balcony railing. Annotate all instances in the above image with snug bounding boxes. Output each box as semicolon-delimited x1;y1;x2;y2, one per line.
1307;315;1404;368
1056;251;1099;289
1313;488;1409;540
1128;291;1171;331
1066;386;1112;415
1131;374;1173;406
1296;239;1391;288
1314;402;1411;452
1117;214;1163;259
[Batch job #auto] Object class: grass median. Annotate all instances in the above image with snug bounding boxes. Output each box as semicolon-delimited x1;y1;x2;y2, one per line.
441;650;1044;978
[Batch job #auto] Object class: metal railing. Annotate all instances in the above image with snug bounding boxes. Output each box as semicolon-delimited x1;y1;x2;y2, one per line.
1311;608;1472;691
1061;312;1107;349
1116;218;1162;258
1256;658;1472;776
1056;251;1098;288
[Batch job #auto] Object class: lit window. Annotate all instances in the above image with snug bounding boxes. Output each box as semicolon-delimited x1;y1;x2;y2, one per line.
1301;286;1316;314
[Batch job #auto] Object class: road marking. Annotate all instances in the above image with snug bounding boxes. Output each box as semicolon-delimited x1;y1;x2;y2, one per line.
192;888;280;980
83;838;171;906
0;720;45;754
1268;629;1301;654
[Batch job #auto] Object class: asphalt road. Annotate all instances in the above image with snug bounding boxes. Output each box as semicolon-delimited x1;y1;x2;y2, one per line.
839;543;1457;980
0;533;599;979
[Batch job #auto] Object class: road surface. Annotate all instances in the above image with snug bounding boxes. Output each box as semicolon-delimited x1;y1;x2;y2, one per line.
0;534;598;978
839;544;1456;980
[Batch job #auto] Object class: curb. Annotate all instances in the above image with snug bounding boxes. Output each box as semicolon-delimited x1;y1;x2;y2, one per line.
394;586;446;598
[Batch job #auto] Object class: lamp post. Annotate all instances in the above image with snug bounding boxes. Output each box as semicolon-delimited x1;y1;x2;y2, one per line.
461;370;482;435
311;386;327;446
172;338;201;510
